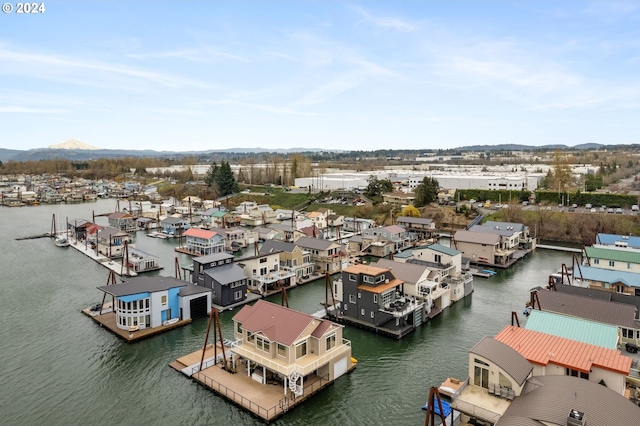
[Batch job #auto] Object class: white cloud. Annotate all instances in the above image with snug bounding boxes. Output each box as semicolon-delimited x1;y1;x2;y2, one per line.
354;7;416;32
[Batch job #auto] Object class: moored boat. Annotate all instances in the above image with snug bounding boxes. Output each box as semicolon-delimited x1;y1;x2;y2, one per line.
55;236;70;247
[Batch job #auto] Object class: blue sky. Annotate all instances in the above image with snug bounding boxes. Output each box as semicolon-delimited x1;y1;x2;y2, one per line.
1;1;640;152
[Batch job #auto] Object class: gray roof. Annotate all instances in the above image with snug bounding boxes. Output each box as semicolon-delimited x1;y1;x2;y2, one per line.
97;275;186;297
259;240;296;254
162;217;187;224
204;263;247;285
373;259;429;285
193;252;235;265
469;224;519;237
178;284;212;297
470;337;533;386
533;288;639;329
453;229;500;245
98;226;129;238
395;216;433;225
482;221;527;232
550;283;640;312
496;375;640;426
295;236;342;251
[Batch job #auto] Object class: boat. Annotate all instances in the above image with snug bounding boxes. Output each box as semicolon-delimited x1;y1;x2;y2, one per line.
481;269;497;275
55;236;70;247
163;318;179;326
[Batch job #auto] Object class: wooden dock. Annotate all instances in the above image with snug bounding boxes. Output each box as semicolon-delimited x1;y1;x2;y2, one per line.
537;244;582;253
170;349;352;423
82;309;191;342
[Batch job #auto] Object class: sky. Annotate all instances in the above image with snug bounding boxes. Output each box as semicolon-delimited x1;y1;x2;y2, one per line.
1;1;640;152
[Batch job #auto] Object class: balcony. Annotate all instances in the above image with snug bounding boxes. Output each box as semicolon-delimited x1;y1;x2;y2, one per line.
380;297;424;318
252;267;296;284
229;338;352;378
443;272;473;287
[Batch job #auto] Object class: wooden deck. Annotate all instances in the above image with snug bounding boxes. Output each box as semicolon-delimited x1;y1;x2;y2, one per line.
172;356;337;422
82;309;191;342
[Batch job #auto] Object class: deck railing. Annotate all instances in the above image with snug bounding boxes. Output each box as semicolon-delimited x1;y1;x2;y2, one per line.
194;371;285;421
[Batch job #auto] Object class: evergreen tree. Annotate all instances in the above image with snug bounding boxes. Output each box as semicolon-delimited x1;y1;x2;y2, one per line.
217;161;239;196
414;177;439;207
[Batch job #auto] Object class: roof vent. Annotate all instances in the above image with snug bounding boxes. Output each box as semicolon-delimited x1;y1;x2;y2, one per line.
567;409;585;426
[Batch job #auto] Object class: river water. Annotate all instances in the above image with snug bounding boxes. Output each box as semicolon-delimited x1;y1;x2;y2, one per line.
0;200;573;425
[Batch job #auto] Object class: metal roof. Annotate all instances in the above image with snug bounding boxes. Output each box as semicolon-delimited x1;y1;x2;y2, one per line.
395;216;433;225
585;245;640;264
193;252;234;264
295;236;342;251
496;375;640;426
204;263;247;285
382;224;406;234
533;288;639;329
453;229;500;245
596;233;640;249
233;300;340;346
469;336;533;386
259;240;297;254
495;325;631;375
469;224;519;237
573;265;640;288
426;243;461;257
550;283;640;313
373;258;429;284
525;310;619;349
183;228;218;239
97;275;186;297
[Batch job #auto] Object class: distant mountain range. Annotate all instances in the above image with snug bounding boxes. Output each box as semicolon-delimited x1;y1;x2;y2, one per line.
0;140;627;163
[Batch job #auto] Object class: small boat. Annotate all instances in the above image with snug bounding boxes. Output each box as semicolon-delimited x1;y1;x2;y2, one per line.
163;318;179;326
481;269;497;275
55;237;70;247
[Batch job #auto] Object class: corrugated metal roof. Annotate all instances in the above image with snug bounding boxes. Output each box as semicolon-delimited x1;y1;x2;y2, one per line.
585;245;640;264
233;300;338;346
497;375;640;426
373;258;429;284
525;310;618;349
295;237;340;251
382;224;406;234
576;265;640;288
343;264;388;275
469;336;533;386
495;325;631;375
453;229;500;245
534;288;639;329
596;233;640;249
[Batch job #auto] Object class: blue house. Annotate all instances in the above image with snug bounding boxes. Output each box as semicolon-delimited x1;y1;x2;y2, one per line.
97;276;211;331
161;216;191;235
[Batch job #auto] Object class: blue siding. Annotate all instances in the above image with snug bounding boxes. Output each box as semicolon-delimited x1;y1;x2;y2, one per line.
168;287;180;319
118;292;151;303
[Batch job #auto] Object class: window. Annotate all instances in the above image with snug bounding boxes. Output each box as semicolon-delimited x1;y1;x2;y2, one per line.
373;294;378;304
349;294;356;304
609;260;615;267
277;343;286;357
381;291;393;307
161;295;167;305
628;262;632;270
360;309;365;316
295;341;307;359
358;292;361;299
349;274;357;282
434;254;442;263
260;257;267;263
256;336;270;352
593;258;599;264
616;285;624;294
247;331;255;342
326;334;336;350
234;290;242;299
370;311;375;318
566;368;589;380
236;322;242;334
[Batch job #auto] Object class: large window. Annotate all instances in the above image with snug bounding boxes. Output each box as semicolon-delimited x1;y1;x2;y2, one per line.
295;341;307;359
566;368;589;380
234;290;243;300
381;290;393;307
256;336;270;353
277;343;286;357
161;295;167;305
326;334;336;350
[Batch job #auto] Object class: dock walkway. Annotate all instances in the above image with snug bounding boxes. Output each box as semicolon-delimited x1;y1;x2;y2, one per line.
537;244;582;253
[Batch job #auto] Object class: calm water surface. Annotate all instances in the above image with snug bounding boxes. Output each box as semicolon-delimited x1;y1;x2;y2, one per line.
0;200;573;425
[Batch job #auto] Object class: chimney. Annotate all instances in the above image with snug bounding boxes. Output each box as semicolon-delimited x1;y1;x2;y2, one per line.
567;409;585;426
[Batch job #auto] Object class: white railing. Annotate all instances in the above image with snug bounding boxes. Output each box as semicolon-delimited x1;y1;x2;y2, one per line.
229;338;352;377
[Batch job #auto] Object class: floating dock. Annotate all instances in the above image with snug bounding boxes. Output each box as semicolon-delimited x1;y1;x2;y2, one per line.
82;308;191;342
